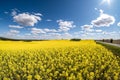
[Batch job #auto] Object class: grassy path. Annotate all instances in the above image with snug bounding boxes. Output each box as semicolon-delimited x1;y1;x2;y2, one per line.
96;41;120;57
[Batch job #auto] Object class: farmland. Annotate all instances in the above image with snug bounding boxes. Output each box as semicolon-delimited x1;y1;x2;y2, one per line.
0;40;120;80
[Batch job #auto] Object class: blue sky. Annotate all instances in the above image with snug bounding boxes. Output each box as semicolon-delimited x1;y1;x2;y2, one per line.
0;0;120;39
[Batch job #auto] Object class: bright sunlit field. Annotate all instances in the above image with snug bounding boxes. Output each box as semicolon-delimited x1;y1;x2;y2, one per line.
0;40;120;80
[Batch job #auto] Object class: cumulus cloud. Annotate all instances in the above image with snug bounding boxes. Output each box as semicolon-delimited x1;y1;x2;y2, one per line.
94;8;98;10
57;20;76;32
86;29;94;32
9;29;20;34
44;28;58;32
117;22;120;26
81;25;94;32
47;32;72;39
46;19;52;21
31;27;58;35
13;13;42;26
81;25;93;29
34;13;42;16
11;8;19;16
101;31;118;36
62;33;72;39
40;33;62;39
74;31;84;35
31;28;46;35
9;25;23;29
25;33;31;36
12;10;17;16
91;9;115;27
22;32;62;39
4;11;8;14
95;30;102;32
6;29;20;36
47;33;62;39
29;27;73;39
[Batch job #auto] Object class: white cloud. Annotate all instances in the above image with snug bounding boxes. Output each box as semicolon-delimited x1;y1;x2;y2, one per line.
58;27;70;32
6;29;20;36
13;13;42;26
9;29;20;34
9;25;23;29
117;22;120;26
46;19;52;21
4;12;8;14
102;31;109;35
31;28;46;35
81;25;93;29
12;10;17;16
62;33;72;39
101;31;118;36
31;27;58;35
11;9;19;16
25;33;31;36
51;32;72;39
44;28;58;32
95;30;102;32
57;20;76;32
81;25;94;32
23;33;62;39
40;33;62;39
48;33;61;36
94;8;98;10
86;29;94;32
34;13;42;16
91;9;115;27
29;27;73;39
99;9;104;14
74;31;84;35
8;32;72;40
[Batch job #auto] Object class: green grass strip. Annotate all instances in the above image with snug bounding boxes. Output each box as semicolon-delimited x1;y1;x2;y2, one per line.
97;42;120;57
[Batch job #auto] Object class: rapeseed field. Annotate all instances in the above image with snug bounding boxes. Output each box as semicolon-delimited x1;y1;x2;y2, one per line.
0;40;120;80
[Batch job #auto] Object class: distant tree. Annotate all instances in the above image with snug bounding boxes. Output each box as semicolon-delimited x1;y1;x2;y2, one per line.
70;38;81;41
110;39;113;43
103;39;104;42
